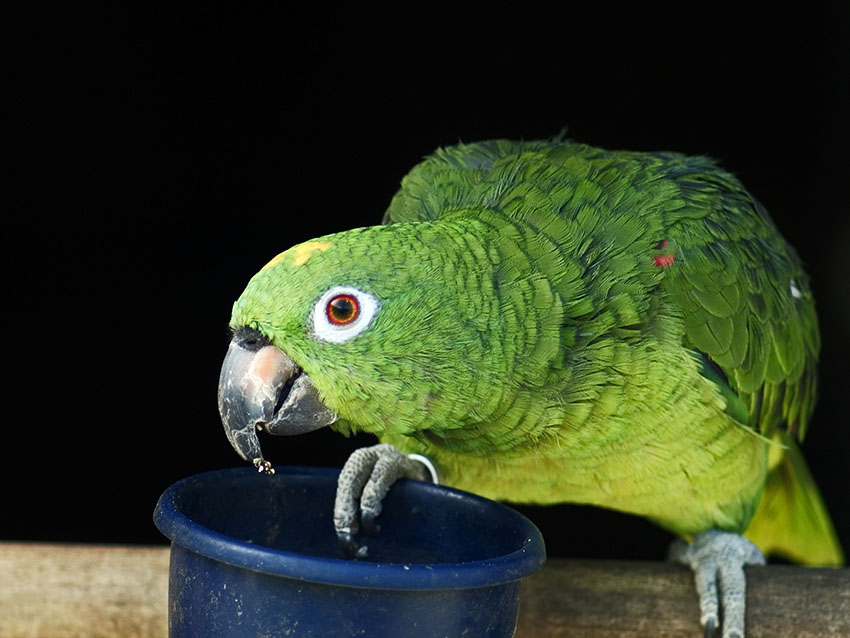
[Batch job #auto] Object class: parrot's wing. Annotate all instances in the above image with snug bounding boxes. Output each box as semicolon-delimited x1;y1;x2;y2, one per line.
386;141;820;441
659;160;841;567
660;163;819;441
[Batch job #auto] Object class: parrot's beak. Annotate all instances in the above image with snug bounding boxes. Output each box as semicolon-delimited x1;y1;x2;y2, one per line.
217;328;337;466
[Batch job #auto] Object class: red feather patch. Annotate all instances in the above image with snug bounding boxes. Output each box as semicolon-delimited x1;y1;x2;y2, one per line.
653;240;675;268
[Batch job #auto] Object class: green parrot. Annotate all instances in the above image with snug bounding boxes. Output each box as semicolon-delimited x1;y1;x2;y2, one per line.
217;138;843;638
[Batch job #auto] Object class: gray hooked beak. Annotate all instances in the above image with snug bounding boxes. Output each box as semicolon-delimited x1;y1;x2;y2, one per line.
217;327;338;470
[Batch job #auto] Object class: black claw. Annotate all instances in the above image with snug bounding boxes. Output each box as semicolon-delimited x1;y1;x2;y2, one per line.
337;529;369;560
361;512;381;536
704;619;716;638
337;530;359;558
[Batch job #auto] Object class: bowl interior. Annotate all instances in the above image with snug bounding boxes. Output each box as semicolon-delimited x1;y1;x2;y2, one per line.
170;467;534;564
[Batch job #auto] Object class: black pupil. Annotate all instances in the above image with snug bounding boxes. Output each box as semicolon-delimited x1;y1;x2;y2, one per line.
329;296;356;323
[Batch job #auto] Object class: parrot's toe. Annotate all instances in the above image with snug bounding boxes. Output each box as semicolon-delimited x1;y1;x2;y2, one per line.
333;444;434;560
669;530;764;638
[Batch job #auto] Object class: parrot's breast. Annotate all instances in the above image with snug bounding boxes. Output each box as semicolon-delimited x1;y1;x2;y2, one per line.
385;340;770;536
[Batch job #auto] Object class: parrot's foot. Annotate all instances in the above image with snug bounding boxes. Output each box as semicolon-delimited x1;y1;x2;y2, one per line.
334;444;435;559
669;530;765;638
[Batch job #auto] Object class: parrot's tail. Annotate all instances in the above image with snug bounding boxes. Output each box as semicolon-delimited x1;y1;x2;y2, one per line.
744;437;844;566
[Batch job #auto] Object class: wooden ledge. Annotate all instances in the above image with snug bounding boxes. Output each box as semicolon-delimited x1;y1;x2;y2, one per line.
518;558;850;637
0;543;168;638
1;544;847;637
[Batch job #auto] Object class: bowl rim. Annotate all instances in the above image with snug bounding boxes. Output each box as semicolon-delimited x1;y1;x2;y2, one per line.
153;465;546;590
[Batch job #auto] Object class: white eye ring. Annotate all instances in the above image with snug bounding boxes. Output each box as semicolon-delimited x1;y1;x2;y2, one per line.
311;286;380;343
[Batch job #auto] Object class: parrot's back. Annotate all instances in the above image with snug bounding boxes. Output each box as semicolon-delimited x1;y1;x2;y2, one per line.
380;138;841;566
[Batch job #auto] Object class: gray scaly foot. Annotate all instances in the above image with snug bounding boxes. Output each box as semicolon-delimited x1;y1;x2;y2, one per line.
334;443;435;559
670;530;765;638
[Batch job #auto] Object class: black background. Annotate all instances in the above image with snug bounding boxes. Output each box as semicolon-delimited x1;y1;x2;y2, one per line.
8;4;849;560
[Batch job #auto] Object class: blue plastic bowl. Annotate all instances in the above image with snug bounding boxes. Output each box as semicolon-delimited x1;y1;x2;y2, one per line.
153;466;545;637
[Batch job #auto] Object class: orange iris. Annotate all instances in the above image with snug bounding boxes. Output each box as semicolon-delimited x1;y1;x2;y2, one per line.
326;294;359;325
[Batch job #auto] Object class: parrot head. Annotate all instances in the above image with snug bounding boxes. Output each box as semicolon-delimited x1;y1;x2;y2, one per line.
217;221;501;468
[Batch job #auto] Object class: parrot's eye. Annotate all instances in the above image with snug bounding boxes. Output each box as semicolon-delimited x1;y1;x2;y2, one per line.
311;286;380;343
326;294;359;325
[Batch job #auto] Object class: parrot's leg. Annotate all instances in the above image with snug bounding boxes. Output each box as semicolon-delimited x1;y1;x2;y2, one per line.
334;443;434;559
669;530;765;638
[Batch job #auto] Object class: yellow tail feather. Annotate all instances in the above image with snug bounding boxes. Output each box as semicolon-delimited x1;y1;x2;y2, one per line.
744;437;844;566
